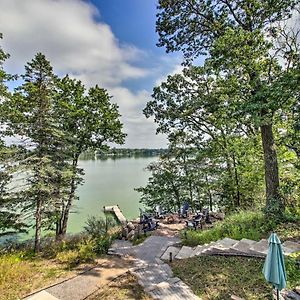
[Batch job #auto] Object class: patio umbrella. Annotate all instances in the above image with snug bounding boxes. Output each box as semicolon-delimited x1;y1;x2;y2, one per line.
263;233;287;300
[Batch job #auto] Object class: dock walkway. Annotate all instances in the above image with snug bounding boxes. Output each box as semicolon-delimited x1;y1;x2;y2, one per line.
103;205;127;225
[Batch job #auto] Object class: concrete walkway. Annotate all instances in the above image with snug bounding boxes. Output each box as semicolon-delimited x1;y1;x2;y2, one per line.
25;257;131;300
109;235;201;300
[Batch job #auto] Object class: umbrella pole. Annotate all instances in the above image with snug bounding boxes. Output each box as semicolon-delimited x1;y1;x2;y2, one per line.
277;289;279;300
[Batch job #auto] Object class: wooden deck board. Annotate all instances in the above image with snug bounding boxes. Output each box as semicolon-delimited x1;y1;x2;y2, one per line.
103;205;127;224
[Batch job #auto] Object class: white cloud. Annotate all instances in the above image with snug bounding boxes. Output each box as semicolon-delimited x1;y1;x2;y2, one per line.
155;64;184;86
0;0;167;148
108;87;167;148
0;0;148;88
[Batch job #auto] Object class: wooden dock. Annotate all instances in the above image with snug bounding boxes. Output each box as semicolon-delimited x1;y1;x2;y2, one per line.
103;205;127;225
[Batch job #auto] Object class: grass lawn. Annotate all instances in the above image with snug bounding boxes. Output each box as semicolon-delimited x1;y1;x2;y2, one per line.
0;251;96;300
171;255;300;300
87;272;152;300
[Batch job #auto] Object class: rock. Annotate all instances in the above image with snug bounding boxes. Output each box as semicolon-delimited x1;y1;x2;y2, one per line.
295;287;300;295
127;229;135;240
127;222;135;230
122;226;128;238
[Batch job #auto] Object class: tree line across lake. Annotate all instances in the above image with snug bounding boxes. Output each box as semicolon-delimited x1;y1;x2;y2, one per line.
80;148;168;160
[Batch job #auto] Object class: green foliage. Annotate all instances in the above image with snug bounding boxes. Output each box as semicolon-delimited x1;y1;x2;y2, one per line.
285;252;300;288
151;0;300;218
182;211;276;246
84;215;118;239
93;235;111;255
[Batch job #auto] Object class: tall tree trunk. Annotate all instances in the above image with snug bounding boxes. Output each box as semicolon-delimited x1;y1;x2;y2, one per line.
205;175;213;211
260;124;282;212
232;153;241;207
34;198;42;252
58;154;79;237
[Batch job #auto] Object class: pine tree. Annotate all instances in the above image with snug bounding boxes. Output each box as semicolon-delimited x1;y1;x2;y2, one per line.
8;53;66;251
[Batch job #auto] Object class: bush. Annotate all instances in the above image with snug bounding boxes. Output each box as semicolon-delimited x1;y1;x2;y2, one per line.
286;252;300;288
55;239;96;267
56;250;79;267
93;235;111;254
182;210;277;246
84;215;119;239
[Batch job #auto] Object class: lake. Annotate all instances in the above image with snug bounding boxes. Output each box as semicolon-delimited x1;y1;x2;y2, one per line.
67;156;156;234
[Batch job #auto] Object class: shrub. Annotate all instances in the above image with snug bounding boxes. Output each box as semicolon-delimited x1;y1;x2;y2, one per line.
84;215;118;239
56;250;79;267
285;252;300;288
182;210;277;246
93;235;111;254
77;239;96;262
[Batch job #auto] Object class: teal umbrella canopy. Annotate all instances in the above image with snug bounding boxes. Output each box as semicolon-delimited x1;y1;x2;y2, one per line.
263;233;287;291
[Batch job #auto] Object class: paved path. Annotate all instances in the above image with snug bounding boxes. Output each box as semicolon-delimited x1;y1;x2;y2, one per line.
25;257;131;300
109;235;201;300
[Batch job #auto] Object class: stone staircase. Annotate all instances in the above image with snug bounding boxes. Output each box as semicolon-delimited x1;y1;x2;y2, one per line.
130;260;200;300
161;238;300;260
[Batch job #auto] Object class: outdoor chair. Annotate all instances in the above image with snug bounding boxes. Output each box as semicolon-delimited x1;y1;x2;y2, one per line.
185;212;203;230
154;205;168;219
143;220;159;233
139;208;153;225
179;202;189;218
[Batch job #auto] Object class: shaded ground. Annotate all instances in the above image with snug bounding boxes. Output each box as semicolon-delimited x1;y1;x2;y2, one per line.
171;256;273;300
87;272;152;300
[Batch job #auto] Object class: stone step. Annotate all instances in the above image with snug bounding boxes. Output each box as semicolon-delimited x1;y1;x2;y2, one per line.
133;266;170;288
26;291;59;300
175;246;194;259
282;241;300;255
229;238;258;255
161;246;181;261
190;244;208;257
148;281;201;300
249;239;268;256
191;242;219;256
209;238;239;252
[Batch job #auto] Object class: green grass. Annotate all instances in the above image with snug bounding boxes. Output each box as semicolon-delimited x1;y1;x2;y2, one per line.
182;210;300;247
171;254;300;300
0;235;111;300
0;251;71;300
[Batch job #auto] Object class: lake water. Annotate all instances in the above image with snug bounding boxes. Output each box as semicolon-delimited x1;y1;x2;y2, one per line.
67;157;156;234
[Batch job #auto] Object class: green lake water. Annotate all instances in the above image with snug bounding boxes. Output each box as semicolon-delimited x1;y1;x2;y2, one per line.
67;157;156;234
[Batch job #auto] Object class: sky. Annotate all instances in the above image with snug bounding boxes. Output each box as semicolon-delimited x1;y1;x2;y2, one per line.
0;0;184;148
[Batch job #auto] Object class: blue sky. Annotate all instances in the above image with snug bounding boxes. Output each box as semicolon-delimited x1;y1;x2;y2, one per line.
0;0;182;148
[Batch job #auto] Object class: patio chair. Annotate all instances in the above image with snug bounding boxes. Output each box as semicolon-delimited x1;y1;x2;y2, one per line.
179;201;189;218
143;219;159;233
185;212;203;230
155;205;168;219
139;208;153;225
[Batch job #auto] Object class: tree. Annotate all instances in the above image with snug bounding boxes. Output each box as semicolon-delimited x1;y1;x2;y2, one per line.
154;0;299;216
54;76;126;238
0;34;28;236
6;53;66;251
